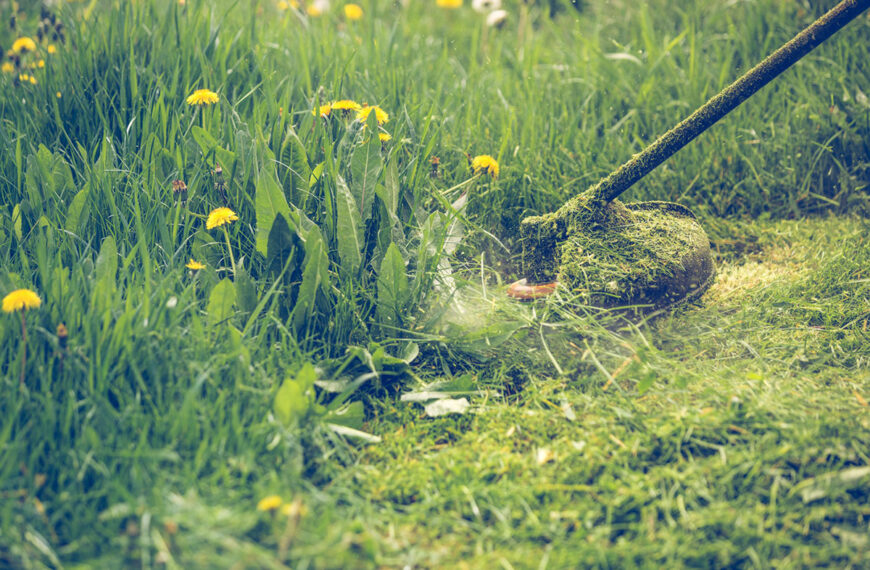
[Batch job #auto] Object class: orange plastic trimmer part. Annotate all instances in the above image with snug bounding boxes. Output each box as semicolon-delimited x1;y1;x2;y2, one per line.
506;279;558;301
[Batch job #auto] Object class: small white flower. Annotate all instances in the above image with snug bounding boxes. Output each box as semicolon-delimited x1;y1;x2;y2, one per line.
472;0;501;13
310;0;330;13
486;9;508;28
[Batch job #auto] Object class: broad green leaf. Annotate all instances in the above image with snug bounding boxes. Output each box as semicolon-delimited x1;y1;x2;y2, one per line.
36;145;54;193
266;212;302;271
375;154;406;248
11;204;22;241
207;278;236;325
25;156;43;212
274;363;317;426
274;376;307;426
335;175;364;274
377;242;409;326
349;112;383;224
254;144;292;256
95;236;118;289
309;161;324;187
278;127;311;208
401;342;419;364
292;228;329;334
66;186;90;234
97;138;116;171
381;155;400;216
234;259;258;315
324;401;365;429
52;156;74;201
91;236;118;312
191;125;236;174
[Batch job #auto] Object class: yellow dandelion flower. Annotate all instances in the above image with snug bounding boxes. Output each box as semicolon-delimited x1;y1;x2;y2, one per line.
357;105;389;125
206;207;239;230
471;154;499;178
379;132;392;142
344;3;363;20
257;495;283;512
47;44;57;54
37;60;45;68
12;37;37;54
331;99;362;112
185;259;206;270
436;0;462;8
307;4;323;16
186;89;220;106
2;289;41;313
277;0;289;9
56;91;61;98
1;62;13;73
313;103;332;117
28;75;36;84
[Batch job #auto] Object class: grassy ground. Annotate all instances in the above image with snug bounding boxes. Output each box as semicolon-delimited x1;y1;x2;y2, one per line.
0;0;868;567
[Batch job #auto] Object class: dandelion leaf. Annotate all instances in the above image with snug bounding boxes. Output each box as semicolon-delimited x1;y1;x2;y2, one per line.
325;401;365;430
335;175;364;275
233;259;258;316
292;227;329;335
207;278;236;326
274;363;317;426
377;242;409;327
254;144;292;257
349;111;383;225
278;127;311;208
191;126;236;175
266;212;303;272
95;236;118;290
66;185;90;235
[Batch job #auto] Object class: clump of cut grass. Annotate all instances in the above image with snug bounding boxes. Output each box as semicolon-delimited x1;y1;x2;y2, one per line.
520;196;713;309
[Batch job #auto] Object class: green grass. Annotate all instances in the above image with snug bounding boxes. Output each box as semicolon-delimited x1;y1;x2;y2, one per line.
0;0;868;567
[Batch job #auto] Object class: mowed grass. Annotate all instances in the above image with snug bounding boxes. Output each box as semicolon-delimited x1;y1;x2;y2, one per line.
0;0;868;567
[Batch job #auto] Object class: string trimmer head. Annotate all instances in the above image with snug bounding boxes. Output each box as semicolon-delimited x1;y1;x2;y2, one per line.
508;0;867;308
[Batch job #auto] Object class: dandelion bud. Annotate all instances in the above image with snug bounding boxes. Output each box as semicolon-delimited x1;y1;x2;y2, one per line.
172;179;188;206
429;156;441;179
213;165;227;201
57;323;68;350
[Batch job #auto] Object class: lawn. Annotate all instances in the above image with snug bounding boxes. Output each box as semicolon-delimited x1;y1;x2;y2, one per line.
0;0;868;567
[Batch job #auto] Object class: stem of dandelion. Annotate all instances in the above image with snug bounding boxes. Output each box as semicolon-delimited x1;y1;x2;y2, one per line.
222;225;236;275
171;200;182;251
19;311;27;387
